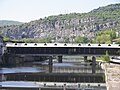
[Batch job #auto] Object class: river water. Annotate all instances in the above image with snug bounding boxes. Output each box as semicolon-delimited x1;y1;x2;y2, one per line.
0;55;106;90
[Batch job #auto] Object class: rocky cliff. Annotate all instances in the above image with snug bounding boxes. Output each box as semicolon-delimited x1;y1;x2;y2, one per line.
0;3;120;43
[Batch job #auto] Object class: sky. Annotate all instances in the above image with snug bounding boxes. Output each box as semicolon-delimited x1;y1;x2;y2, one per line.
0;0;120;22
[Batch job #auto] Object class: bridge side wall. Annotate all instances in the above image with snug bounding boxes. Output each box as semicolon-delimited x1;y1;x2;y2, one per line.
6;47;120;56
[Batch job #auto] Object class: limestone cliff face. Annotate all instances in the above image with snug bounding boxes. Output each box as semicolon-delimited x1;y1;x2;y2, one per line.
0;3;120;42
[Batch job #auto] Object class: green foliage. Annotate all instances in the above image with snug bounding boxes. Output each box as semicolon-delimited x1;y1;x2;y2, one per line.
74;36;89;43
3;37;10;42
0;20;22;27
63;37;70;43
102;51;110;63
96;56;104;60
98;30;116;39
91;4;120;13
94;30;116;44
22;38;35;43
0;3;120;42
89;3;120;22
112;37;120;44
22;37;53;43
96;34;111;44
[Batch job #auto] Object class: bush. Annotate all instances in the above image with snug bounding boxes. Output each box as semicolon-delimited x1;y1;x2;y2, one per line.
102;51;110;63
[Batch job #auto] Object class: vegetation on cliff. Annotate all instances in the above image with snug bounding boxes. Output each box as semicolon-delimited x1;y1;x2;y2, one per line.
0;20;22;27
1;3;120;43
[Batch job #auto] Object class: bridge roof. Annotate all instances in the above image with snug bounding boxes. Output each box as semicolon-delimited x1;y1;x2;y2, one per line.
5;43;120;48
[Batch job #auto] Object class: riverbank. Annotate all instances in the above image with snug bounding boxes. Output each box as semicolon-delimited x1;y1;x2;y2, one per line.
104;63;120;90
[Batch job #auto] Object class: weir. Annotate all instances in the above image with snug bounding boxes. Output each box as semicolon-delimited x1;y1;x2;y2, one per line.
0;55;106;89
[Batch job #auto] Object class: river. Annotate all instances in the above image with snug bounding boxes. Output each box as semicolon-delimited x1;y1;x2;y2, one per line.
0;55;106;90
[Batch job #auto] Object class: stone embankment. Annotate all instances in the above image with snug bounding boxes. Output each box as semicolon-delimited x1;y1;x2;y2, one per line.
103;63;120;90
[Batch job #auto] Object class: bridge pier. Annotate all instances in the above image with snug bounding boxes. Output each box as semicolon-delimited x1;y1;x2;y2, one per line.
49;66;53;73
92;56;96;74
58;56;63;63
48;56;53;73
0;55;2;64
48;56;53;65
84;56;87;62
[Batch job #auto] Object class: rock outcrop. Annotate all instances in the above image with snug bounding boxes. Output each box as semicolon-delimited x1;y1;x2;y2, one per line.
0;3;120;42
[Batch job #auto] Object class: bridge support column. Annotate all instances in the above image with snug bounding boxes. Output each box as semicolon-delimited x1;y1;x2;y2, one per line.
84;56;87;62
49;66;53;73
48;56;53;65
48;56;53;73
92;56;96;74
0;74;5;82
58;56;63;63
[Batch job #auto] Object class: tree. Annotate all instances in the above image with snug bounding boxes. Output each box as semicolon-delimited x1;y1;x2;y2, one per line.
74;36;89;43
64;37;70;43
104;30;116;39
102;51;110;63
3;37;10;42
95;30;116;44
96;34;111;44
22;37;53;43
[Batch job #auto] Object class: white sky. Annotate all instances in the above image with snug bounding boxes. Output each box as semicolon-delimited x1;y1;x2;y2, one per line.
0;0;120;22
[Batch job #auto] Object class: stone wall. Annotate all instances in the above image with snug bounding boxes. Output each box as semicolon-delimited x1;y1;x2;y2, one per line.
104;63;120;90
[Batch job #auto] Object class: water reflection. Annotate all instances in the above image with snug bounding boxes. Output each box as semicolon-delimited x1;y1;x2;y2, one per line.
0;81;40;88
53;63;74;67
0;57;103;74
0;56;106;89
0;67;45;74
